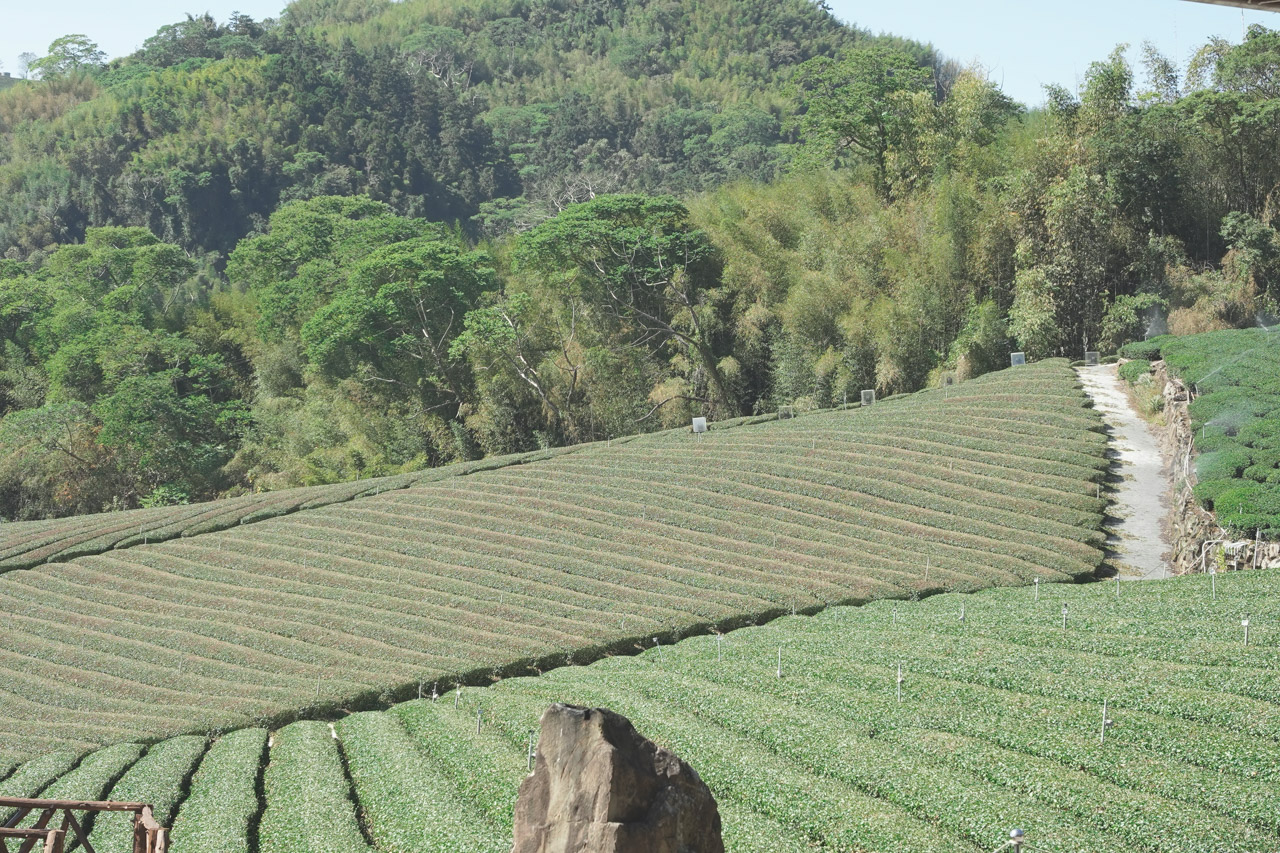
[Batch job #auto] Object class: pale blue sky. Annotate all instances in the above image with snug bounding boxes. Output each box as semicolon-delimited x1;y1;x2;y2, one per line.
2;1;1275;106
830;0;1273;105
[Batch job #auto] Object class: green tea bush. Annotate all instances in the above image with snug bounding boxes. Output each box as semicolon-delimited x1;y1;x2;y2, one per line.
1197;448;1252;481
169;729;268;853
92;736;207;853
37;742;144;801
337;711;507;853
22;570;1280;852
1118;337;1169;360
1118;359;1152;383
257;722;371;853
0;361;1112;766
1141;329;1280;533
0;751;79;798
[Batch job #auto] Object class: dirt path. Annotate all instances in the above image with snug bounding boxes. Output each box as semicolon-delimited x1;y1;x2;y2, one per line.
1077;364;1171;579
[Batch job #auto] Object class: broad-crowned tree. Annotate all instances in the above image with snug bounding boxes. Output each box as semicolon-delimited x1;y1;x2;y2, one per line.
788;45;933;198
515;194;734;414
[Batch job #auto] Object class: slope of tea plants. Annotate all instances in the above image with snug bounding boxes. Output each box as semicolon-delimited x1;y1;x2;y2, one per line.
14;568;1277;852
1121;329;1280;535
0;361;1107;767
256;721;372;853
166;728;267;853
0;448;582;573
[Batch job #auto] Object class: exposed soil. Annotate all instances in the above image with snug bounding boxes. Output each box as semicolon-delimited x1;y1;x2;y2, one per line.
1077;364;1171;579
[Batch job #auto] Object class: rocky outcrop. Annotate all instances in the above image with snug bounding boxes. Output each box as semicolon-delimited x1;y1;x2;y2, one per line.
511;703;724;853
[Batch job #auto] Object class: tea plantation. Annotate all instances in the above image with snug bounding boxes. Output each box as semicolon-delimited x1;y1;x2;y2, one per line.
5;569;1276;852
0;361;1106;767
0;448;588;572
1122;328;1280;535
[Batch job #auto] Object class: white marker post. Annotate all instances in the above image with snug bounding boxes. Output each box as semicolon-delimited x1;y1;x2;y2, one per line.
776;646;782;679
896;662;903;704
1243;615;1251;646
528;729;536;772
1100;699;1114;743
1062;603;1068;630
1034;578;1040;602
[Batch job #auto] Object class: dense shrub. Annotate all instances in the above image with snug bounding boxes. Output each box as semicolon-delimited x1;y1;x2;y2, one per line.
1152;328;1280;534
1118;337;1169;360
1117;359;1152;383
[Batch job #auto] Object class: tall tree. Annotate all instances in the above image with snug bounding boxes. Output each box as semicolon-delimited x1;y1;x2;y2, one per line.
515;194;734;413
28;35;106;79
788;45;933;198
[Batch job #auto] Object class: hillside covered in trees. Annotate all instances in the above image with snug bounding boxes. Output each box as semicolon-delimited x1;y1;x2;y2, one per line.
2;0;1280;519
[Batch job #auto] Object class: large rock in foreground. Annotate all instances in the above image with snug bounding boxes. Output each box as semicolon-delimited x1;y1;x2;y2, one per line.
511;703;724;853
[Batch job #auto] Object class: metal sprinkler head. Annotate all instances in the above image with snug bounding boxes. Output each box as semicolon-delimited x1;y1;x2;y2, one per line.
1010;829;1026;841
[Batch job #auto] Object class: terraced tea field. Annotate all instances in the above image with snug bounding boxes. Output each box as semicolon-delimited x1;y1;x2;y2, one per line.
1122;329;1280;536
0;361;1107;766
0;448;582;572
5;569;1275;853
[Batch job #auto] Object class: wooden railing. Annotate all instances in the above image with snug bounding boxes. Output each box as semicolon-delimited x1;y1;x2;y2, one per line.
0;827;65;853
0;798;167;853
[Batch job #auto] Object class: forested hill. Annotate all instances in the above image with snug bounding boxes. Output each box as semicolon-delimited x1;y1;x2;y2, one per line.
4;3;1280;521
0;0;941;258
